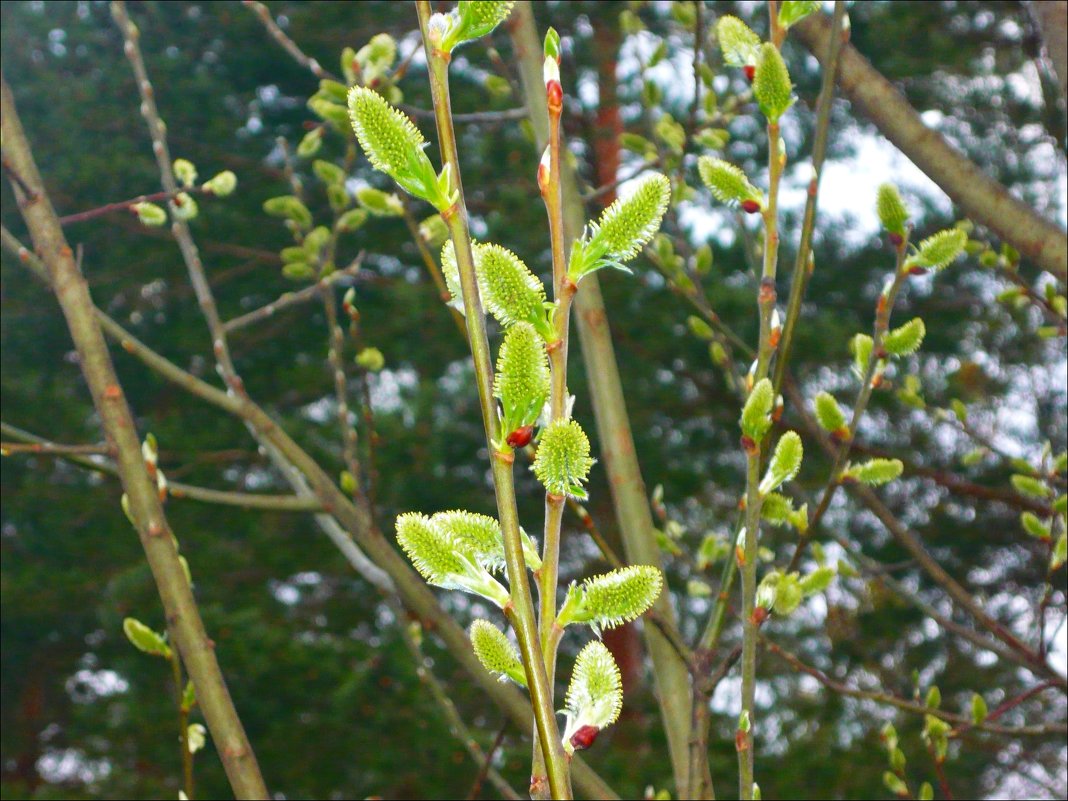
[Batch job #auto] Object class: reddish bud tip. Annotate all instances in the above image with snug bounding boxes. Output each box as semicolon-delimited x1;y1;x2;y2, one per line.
740;434;758;454
751;606;769;626
537;163;550;195
888;232;904;247
769;328;781;349
735;728;750;752
771;403;784;423
735;544;747;567
506;425;535;449
546;80;563;113
741;199;761;215
569;725;600;752
907;265;928;276
743;65;756;82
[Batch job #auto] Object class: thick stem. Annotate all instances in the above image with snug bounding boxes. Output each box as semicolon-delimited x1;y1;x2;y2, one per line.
416;4;570;797
0;75;269;800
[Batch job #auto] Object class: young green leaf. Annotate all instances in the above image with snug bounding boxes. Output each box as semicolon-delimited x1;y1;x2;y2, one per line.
814;391;847;433
132;202;167;227
533;418;596;499
843;458;903;486
883;317;926;357
556;565;663;631
715;15;761;68
1020;511;1052;540
850;333;874;381
740;378;775;444
778;1;821;29
760;431;803;494
697;157;763;209
494;322;550;439
441;1;516;52
123;617;171;659
1011;474;1051;499
753;43;794;122
203;170;237;197
263;195;313;229
800;565;836;596
562;641;623;754
469;619;527;687
355;187;404;217
971;693;988;725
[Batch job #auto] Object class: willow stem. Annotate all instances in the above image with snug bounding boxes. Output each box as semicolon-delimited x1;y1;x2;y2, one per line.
415;4;570;798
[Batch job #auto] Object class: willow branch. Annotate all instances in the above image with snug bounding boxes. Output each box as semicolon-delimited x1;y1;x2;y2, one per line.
793;9;1068;281
223;257;364;334
510;6;695;794
772;0;847;394
1;73;268;800
243;0;337;81
416;4;569;797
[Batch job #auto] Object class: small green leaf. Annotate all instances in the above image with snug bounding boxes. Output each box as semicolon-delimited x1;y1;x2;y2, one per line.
876;183;909;236
203;170;237;197
778;1;821;29
800;565;835;596
883;772;907;796
132;202;167;227
918;782;934;801
760;431;803;493
297;127;324;158
715;15;760;67
1051;533;1067;571
263;195;313;229
336;208;369;233
814;391;847;433
925;685;941;709
740;378;774;443
850;333;874;381
355;187;404;217
123;617;171;659
1020;511;1052;540
971;692;988;725
173;158;197;188
313;159;346;186
1012;474;1051;499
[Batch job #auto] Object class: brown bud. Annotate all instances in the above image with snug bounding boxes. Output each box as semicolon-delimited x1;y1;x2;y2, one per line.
743;64;756;82
888;232;904;247
547;80;564;114
506;425;535;449
741;199;761;214
569;725;600;752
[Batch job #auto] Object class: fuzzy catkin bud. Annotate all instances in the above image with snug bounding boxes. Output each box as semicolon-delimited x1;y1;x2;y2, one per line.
562;641;623;754
348;87;426;178
753;43;794;122
883;317;925;356
910;229;967;272
533;418;595;499
432;510;504;572
760;431;803;494
843;458;903;486
698;157;763;208
469;619;526;686
569;174;671;282
495;322;550;438
132;202;167;227
478;244;550;335
173;158;197;188
558;565;663;631
204;170;237;197
396;512;467;584
740;378;775;444
876;183;909;236
814;391;847;434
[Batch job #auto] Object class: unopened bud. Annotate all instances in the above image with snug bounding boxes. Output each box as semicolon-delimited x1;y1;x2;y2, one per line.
537;145;551;195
